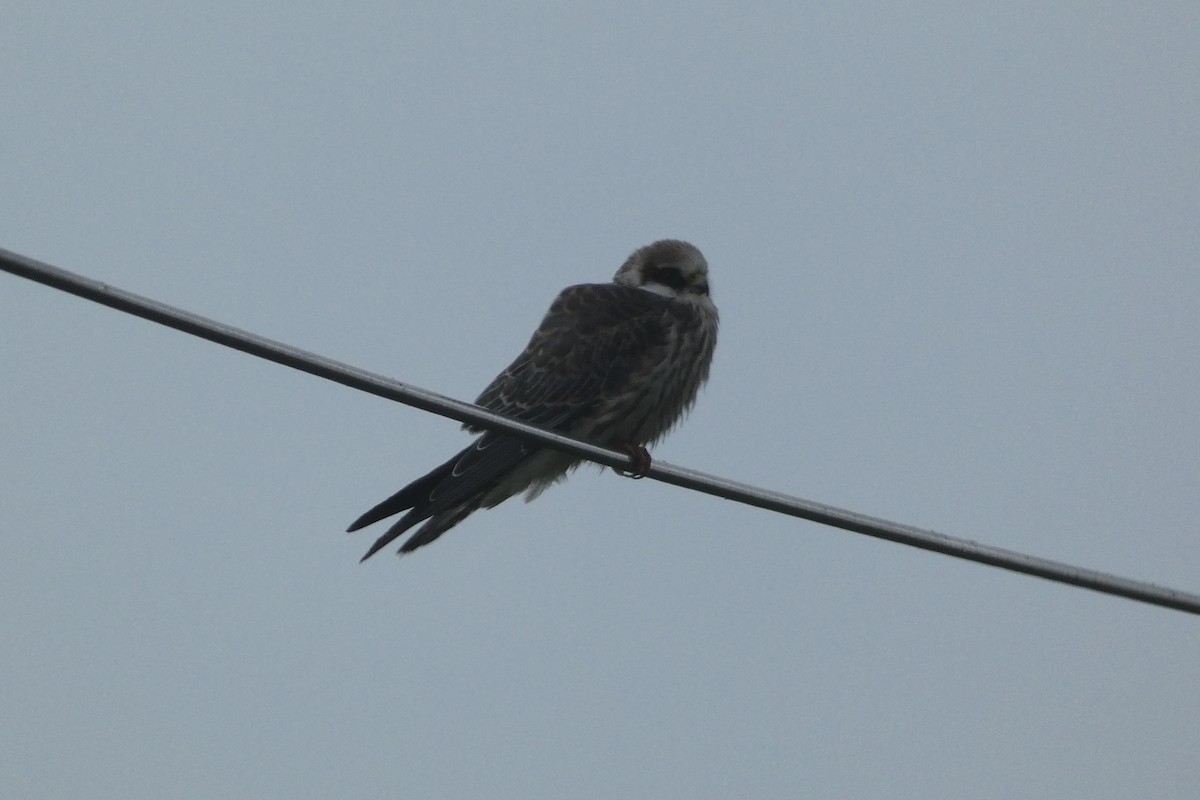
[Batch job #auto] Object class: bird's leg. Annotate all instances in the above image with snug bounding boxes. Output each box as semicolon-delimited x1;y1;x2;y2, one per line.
615;443;652;479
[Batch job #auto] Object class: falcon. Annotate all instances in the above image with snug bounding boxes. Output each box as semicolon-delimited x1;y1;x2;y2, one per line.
348;239;719;559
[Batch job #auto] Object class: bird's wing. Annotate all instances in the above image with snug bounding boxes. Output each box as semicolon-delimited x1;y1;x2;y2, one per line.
467;283;677;435
432;284;677;508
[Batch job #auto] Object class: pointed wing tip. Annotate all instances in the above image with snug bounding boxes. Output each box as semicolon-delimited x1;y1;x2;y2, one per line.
359;541;389;563
359;521;414;562
360;542;413;563
346;508;385;533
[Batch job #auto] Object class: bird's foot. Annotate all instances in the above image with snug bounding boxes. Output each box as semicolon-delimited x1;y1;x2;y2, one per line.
615;443;652;479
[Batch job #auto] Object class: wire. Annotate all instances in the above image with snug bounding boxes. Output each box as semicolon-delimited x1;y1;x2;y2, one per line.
4;244;1198;615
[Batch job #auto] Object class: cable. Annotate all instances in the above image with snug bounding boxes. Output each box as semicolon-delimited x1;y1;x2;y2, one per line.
4;244;1198;615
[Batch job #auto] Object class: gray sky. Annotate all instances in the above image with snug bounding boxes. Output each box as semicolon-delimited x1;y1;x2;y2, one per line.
3;3;1198;797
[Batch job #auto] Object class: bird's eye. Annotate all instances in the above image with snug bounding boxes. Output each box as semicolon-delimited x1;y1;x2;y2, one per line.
645;266;688;290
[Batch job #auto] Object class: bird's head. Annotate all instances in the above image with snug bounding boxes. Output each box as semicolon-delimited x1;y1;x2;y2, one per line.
613;239;711;300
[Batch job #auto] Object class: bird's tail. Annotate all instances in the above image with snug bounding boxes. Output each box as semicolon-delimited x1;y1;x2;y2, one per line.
349;447;497;560
356;500;482;562
348;433;536;560
346;451;462;534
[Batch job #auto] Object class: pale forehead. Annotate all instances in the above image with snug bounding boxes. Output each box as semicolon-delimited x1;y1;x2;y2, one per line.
639;239;707;271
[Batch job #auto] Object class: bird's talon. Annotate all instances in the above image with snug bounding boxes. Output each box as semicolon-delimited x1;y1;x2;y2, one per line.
615;443;652;479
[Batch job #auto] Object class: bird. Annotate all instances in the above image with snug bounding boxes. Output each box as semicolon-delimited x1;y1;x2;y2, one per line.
347;239;719;560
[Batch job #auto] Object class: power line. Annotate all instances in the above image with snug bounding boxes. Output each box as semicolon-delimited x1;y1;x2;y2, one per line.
3;244;1198;616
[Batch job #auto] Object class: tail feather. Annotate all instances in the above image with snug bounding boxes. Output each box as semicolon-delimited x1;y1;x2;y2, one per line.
358;507;427;561
359;500;482;561
347;432;540;560
345;451;462;533
398;502;481;554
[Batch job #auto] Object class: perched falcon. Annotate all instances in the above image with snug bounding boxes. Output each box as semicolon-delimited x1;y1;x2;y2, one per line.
348;239;719;559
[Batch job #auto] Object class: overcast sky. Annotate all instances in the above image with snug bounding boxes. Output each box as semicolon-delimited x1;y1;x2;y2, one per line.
3;3;1198;798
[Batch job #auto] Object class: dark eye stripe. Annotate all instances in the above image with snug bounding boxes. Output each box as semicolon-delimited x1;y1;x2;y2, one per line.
645;265;687;290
